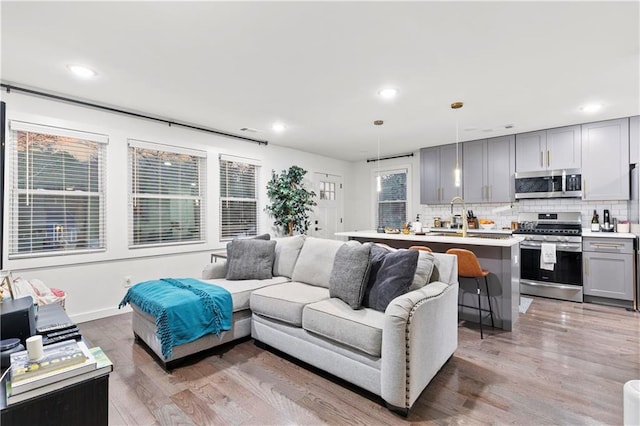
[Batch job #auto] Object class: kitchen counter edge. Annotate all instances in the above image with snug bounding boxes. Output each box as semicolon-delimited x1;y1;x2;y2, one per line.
335;231;523;247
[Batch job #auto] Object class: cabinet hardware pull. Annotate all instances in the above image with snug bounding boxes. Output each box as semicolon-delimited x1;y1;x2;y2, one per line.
540;151;543;168
547;150;550;167
489;185;492;200
592;243;624;249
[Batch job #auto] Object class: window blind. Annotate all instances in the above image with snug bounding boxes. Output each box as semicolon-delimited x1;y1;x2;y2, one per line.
8;121;107;257
376;169;407;229
128;140;206;247
219;155;259;240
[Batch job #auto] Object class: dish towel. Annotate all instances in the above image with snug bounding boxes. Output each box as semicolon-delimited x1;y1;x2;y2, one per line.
540;243;557;271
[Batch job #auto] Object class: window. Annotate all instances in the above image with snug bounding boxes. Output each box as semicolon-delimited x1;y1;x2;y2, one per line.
129;140;206;247
8;121;107;257
219;155;259;240
376;168;408;229
319;181;336;201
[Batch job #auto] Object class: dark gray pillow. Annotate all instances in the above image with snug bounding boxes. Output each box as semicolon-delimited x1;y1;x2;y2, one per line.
329;243;372;309
226;239;276;280
225;233;270;274
363;249;419;312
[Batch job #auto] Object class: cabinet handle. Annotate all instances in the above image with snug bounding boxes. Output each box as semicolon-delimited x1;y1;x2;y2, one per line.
591;243;624;250
547;150;550;167
489;185;492;200
540;151;544;168
584;258;588;276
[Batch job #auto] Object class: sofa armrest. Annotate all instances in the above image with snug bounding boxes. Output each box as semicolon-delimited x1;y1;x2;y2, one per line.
380;281;459;409
202;261;227;279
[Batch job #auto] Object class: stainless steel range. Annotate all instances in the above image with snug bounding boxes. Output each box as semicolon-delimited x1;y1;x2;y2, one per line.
514;212;583;302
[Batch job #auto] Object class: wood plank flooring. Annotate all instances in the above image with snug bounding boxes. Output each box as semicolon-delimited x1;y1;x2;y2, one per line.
78;297;640;425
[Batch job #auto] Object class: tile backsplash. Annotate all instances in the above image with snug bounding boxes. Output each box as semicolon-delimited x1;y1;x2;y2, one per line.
417;198;630;230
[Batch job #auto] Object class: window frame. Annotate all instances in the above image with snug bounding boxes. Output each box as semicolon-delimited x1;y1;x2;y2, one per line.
219;154;260;241
373;166;410;230
7;120;108;259
128;139;207;248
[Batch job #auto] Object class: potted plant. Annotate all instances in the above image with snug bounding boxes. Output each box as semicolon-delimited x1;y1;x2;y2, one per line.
265;165;317;236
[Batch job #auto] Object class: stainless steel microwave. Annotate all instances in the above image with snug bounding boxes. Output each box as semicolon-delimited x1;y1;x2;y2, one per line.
514;169;582;199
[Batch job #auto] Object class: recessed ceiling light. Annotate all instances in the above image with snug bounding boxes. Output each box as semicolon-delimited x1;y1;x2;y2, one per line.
580;103;603;113
67;64;97;79
378;88;399;99
272;122;286;132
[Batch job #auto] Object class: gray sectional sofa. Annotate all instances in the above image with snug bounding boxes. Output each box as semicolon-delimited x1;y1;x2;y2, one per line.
130;235;459;415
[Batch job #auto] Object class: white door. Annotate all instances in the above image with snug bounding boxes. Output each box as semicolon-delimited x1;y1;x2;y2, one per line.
311;173;343;239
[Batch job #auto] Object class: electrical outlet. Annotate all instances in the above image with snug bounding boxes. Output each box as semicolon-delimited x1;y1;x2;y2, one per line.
124;276;133;288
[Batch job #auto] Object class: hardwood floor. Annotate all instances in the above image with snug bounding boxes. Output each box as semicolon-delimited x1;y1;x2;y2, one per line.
78;297;640;425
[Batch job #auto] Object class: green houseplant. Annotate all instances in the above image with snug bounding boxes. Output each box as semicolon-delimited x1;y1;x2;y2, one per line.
265;165;317;236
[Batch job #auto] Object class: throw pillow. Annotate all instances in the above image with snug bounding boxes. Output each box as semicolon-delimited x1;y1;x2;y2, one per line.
409;250;435;291
272;235;305;278
225;233;271;274
226;239;277;280
329;243;372;309
363;249;419;312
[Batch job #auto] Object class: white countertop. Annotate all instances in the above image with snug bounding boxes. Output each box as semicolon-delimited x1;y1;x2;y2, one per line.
581;229;636;239
335;230;523;247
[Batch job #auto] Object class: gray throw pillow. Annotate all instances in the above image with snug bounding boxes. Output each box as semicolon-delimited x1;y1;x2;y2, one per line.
225;233;271;274
329;243;372;309
363;249;419;312
226;239;276;280
409;250;435;291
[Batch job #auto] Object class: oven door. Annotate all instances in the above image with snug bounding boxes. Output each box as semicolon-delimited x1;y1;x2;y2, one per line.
520;241;583;302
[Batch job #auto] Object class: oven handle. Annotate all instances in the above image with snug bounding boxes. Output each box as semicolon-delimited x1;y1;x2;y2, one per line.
520;241;582;251
520;280;582;291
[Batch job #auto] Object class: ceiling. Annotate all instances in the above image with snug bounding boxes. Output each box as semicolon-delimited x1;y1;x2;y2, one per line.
1;1;639;162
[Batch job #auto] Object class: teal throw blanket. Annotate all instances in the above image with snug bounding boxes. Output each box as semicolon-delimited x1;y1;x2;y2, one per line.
119;278;232;359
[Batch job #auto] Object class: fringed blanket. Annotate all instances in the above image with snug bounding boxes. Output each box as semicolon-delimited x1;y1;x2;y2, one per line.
119;278;232;359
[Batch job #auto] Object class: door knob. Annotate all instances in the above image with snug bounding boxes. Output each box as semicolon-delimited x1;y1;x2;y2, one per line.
315;227;323;231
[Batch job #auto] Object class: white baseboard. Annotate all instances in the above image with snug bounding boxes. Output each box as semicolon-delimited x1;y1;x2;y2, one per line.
70;305;132;324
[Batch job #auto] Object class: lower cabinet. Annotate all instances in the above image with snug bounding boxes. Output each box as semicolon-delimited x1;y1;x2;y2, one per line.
583;237;634;302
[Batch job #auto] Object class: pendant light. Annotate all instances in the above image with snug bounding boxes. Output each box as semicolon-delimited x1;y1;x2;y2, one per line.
374;119;383;192
451;102;464;187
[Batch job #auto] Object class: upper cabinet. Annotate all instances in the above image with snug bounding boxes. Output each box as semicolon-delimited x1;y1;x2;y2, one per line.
515;125;581;172
582;118;629;201
420;144;461;204
630;115;639;164
463;135;515;203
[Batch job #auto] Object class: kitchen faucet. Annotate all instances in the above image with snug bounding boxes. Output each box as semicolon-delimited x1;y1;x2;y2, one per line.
450;196;467;237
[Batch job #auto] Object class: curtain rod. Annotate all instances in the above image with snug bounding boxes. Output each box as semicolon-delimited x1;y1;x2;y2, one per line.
1;83;268;146
366;152;414;163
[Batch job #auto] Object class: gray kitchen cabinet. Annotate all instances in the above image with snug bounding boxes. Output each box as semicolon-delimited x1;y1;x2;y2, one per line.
463;135;515;203
420;144;461;204
515;125;581;172
581;118;630;201
630;115;639;164
583;237;634;302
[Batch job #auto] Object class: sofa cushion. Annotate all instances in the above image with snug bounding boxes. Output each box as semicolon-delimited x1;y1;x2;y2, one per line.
273;235;305;278
226;239;276;280
409;250;435;292
250;282;330;326
302;298;384;357
329;243;371;309
291;237;345;288
363;248;419;312
201;276;289;312
225;233;271;274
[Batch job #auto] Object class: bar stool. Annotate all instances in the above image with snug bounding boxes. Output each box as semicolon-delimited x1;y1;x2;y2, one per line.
409;245;432;253
445;248;495;339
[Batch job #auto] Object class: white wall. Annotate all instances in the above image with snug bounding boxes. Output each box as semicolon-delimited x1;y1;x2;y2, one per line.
1;92;351;322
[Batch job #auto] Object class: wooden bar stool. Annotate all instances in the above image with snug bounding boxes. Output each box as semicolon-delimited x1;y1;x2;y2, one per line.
445;248;495;339
409;245;432;253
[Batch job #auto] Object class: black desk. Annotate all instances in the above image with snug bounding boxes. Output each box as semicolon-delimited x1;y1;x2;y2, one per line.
0;303;111;425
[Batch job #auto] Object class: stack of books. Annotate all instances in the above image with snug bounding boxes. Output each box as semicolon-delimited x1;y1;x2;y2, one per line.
6;339;113;405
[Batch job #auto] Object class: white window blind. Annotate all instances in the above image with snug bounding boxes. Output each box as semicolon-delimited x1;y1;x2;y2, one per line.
128;140;206;247
219;155;259;240
8;121;107;257
376;168;408;229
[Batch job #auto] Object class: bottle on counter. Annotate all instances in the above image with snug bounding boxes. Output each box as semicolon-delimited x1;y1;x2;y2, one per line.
591;209;600;232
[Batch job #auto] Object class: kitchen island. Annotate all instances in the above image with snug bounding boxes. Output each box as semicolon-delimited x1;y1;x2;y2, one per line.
335;230;524;331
